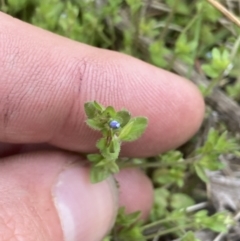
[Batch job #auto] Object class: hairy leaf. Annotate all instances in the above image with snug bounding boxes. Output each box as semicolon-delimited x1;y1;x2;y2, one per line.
86;119;104;131
116;110;131;127
87;154;103;162
90;166;111;183
119;117;148;142
84;102;98;119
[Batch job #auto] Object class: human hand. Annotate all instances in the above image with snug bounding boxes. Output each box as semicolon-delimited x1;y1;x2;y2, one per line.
0;12;204;241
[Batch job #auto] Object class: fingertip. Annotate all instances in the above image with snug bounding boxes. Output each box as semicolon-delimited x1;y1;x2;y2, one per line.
115;61;205;156
164;72;205;145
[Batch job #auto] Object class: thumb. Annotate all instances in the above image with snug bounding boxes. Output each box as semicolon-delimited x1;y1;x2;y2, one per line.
0;151;153;241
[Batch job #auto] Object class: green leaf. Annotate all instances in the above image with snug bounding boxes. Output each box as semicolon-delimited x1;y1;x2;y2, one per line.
90;159;119;183
96;135;120;160
7;0;27;12
194;212;234;233
215;131;238;153
101;150;119;160
101;137;120;160
119;117;148;142
109;161;119;173
199;155;225;170
194;210;208;219
102;236;111;241
118;226;145;240
179;54;194;65
160;150;184;163
149;41;170;68
181;231;200;241
170;193;195;209
116;110;131;127
194;164;209;182
94;159;119;174
90;166;111;183
208;128;219;145
87;154;102;162
110;135;121;155
102;106;116;118
166;0;189;14
212;48;221;60
175;35;192;55
96;138;107;151
84;102;98;119
115;207;145;240
117;207;141;226
126;0;142;14
86;119;104;131
93;101;105;111
199;128;239;157
153;168;185;187
201;64;219;78
222;49;230;61
151;188;170;220
118;120;134;140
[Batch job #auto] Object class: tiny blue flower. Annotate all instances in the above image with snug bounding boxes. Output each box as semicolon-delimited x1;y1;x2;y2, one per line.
109;120;120;129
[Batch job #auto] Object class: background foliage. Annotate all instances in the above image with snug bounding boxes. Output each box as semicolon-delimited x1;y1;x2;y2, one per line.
2;0;240;240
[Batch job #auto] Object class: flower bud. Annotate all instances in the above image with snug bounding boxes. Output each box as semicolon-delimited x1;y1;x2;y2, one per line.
109;120;120;129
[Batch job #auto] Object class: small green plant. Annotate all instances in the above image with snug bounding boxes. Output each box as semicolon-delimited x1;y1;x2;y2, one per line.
202;48;231;79
174;35;197;65
84;101;148;183
134;128;239;186
226;80;240;101
144;206;234;240
202;47;232;95
193;128;239;182
111;207;145;241
180;231;201;241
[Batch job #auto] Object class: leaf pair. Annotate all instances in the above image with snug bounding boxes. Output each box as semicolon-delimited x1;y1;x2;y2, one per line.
119;117;148;142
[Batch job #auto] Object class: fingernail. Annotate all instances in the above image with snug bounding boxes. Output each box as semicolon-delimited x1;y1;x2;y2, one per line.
52;165;118;241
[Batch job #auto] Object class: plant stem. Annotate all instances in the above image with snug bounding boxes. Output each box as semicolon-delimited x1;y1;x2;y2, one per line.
169;11;201;71
119;156;199;169
181;14;200;36
206;0;240;28
142;216;188;231
144;224;194;239
213;232;226;241
230;34;240;61
203;71;224;96
186;202;209;213
187;8;203;79
159;0;180;42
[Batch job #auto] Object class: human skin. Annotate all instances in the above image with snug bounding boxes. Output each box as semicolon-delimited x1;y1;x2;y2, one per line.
0;12;205;241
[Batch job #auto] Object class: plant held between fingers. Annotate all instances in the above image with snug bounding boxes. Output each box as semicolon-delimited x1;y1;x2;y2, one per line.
84;101;148;183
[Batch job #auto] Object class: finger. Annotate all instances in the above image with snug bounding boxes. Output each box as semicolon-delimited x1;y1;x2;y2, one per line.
0;142;23;157
0;142;58;158
0;151;153;241
115;168;153;219
0;13;204;156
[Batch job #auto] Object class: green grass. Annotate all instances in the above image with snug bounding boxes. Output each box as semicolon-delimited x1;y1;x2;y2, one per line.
2;0;240;240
